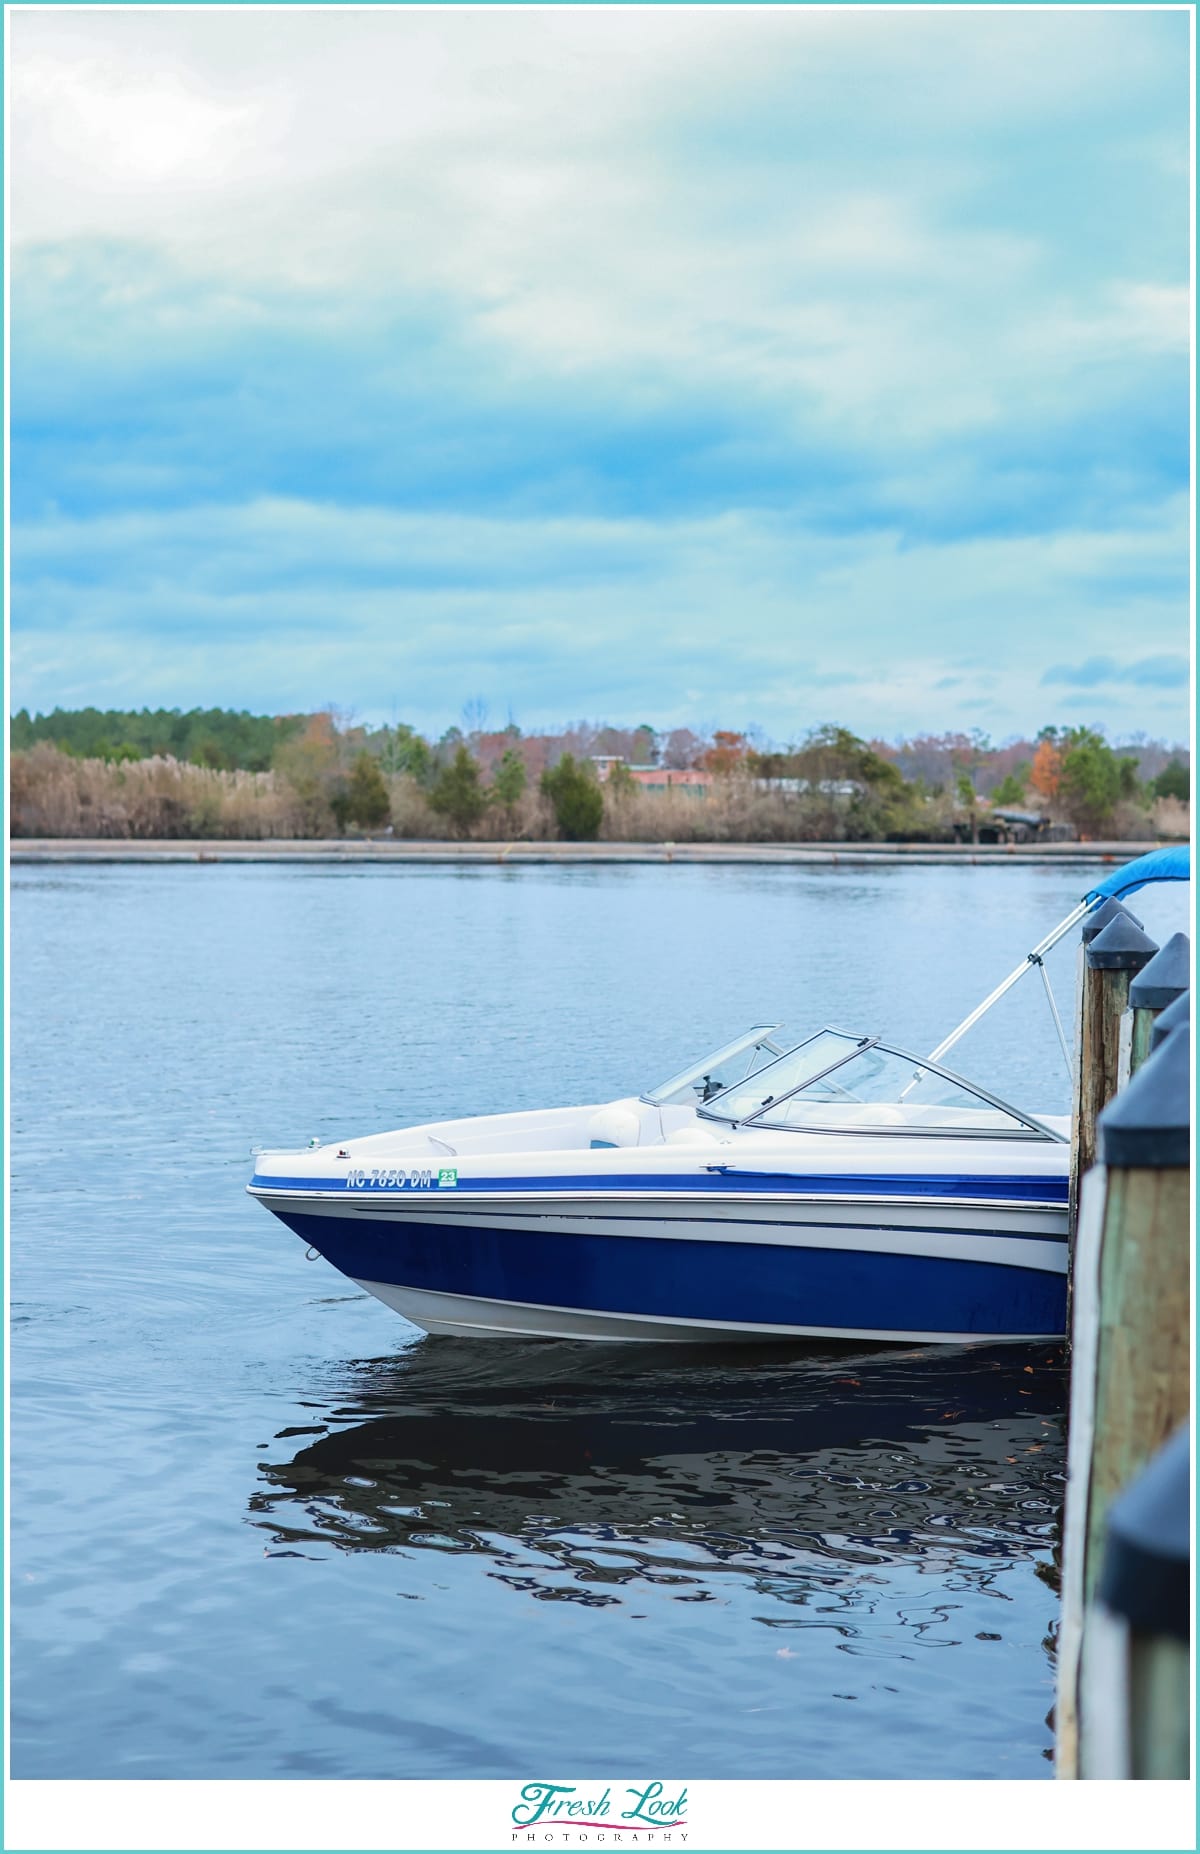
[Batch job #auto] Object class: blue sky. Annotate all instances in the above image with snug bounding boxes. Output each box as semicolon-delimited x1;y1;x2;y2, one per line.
10;8;1191;743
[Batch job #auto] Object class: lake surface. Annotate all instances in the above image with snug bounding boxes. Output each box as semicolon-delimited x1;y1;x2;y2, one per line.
15;857;1159;1781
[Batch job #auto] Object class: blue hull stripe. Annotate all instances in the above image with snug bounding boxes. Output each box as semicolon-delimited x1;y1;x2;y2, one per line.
272;1210;1068;1338
353;1207;1069;1245
254;1169;1067;1203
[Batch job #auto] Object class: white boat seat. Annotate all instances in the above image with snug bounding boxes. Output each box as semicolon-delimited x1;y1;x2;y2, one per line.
587;1104;643;1148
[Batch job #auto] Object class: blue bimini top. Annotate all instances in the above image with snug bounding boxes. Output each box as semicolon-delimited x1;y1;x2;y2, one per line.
1086;844;1190;903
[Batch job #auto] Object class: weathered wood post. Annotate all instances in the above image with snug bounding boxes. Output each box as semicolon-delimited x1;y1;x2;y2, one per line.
1069;911;1157;1242
1150;988;1190;1052
1121;932;1190;1083
1073;898;1140;1140
1090;1423;1191;1778
1057;1015;1191;1776
1083;1017;1191;1582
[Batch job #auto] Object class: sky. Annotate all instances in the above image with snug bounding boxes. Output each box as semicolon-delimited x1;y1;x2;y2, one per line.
9;6;1192;745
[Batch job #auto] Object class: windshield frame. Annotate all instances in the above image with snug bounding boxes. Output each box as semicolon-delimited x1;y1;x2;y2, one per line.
697;1030;1065;1143
692;1027;875;1125
640;1024;788;1108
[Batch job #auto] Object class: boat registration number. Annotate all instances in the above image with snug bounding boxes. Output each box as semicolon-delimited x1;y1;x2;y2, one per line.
346;1166;458;1190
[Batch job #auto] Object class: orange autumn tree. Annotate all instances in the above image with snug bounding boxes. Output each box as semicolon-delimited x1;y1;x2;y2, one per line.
700;730;749;775
1029;736;1063;801
271;709;347;833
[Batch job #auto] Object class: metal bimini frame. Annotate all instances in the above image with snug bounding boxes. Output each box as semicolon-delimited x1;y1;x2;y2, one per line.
926;898;1095;1079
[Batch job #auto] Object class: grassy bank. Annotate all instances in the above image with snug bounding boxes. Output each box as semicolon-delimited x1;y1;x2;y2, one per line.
9;744;1188;845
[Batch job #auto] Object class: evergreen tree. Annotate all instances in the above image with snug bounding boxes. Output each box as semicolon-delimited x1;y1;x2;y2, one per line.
541;753;603;840
345;752;391;828
1058;728;1123;834
429;745;486;835
9;705;303;770
1153;760;1190;802
492;748;527;810
990;769;1029;806
377;723;432;783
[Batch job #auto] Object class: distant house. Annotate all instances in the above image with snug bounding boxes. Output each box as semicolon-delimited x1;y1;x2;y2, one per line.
629;768;714;798
589;758;715;798
589;755;628;782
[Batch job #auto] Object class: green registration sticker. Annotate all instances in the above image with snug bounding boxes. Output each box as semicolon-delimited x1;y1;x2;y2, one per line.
437;1167;459;1189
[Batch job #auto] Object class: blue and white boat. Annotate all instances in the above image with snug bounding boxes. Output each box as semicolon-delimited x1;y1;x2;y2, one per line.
247;847;1188;1345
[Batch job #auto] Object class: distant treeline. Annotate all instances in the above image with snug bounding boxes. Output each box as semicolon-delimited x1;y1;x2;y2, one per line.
8;706;1190;843
9;705;303;772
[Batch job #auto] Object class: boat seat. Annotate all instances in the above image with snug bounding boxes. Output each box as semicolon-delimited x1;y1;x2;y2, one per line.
827;1104;908;1128
587;1103;644;1148
665;1125;721;1146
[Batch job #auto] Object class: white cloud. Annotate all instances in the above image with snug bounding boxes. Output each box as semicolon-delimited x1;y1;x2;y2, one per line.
1030;281;1191;368
14;8;1184;464
16;49;257;191
12;494;1190;741
9;9;1190;732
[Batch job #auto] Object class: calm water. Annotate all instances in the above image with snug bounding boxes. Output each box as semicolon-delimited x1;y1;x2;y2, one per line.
15;858;1145;1781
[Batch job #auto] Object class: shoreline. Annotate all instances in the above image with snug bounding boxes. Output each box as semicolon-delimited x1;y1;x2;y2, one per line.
9;837;1165;867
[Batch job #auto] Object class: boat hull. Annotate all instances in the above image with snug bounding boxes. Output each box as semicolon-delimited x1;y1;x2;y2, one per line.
259;1192;1068;1343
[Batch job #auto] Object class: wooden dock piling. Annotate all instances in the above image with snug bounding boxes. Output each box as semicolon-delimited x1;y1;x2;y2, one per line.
1150;988;1190;1052
1121;931;1190;1083
1071;901;1138;1238
1069;911;1158;1242
1056;1010;1191;1778
1093;1423;1191;1779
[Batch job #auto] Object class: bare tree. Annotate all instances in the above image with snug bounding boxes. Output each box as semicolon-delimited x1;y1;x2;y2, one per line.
662;727;707;770
461;695;490;739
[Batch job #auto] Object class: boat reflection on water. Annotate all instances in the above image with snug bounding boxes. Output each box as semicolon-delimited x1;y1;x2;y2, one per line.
250;1339;1065;1612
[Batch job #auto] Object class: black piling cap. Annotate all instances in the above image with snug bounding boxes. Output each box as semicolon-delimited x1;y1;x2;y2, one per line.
1098;1424;1190;1643
1085;914;1159;972
1099;1022;1190;1167
1150;989;1190;1052
1130;932;1191;1012
1081;897;1144;944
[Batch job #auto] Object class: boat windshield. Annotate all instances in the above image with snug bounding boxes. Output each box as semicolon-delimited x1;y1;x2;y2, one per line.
703;1037;1061;1141
643;1025;788;1106
697;1028;870;1121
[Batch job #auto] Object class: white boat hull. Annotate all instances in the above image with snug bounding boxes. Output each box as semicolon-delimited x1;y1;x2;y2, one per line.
352;1276;1065;1344
250;1143;1070;1343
